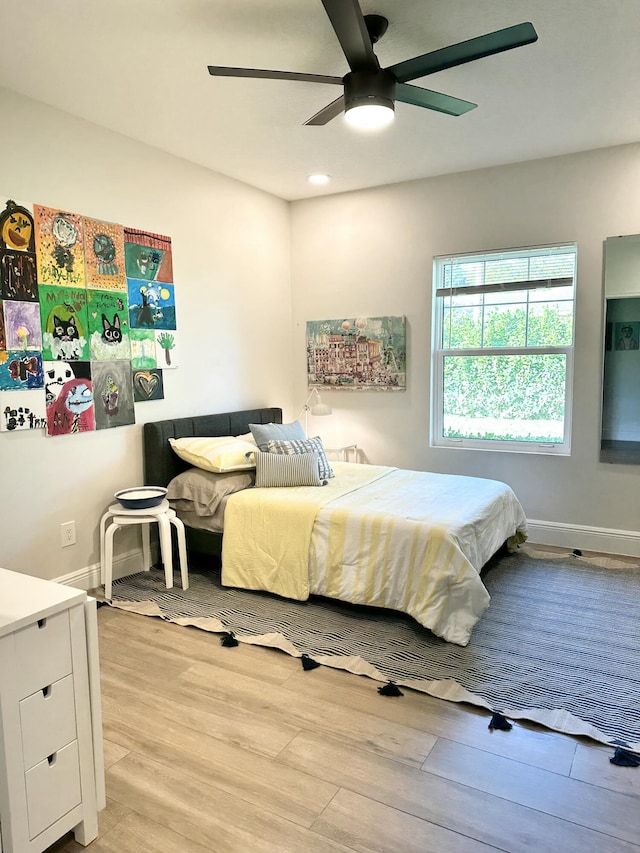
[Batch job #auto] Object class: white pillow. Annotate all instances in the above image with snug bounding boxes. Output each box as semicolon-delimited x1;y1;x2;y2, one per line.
169;436;256;473
236;432;257;444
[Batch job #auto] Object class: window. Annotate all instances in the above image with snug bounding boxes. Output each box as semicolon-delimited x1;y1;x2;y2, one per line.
431;243;576;454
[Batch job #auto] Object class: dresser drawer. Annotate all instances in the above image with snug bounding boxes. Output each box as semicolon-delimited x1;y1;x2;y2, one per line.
25;740;81;840
20;674;77;770
14;611;73;698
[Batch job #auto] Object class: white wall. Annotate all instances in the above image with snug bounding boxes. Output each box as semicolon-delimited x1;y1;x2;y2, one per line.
291;144;640;550
0;88;293;582
3;88;639;578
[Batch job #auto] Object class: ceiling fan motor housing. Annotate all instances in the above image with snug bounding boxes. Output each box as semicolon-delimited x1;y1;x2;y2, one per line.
363;14;389;44
344;69;396;113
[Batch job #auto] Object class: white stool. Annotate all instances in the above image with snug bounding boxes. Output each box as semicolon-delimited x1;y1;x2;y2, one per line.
100;499;189;600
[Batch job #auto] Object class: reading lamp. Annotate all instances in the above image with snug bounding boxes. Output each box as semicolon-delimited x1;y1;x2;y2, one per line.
299;389;332;436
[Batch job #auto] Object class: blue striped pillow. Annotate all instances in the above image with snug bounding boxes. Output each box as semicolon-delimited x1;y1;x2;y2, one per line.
255;450;327;487
266;436;334;480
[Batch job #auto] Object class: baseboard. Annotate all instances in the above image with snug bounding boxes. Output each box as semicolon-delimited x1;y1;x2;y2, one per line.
527;519;640;557
55;549;146;591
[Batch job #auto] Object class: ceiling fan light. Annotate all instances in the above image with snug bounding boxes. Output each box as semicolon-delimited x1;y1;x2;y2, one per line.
344;102;395;130
343;69;396;130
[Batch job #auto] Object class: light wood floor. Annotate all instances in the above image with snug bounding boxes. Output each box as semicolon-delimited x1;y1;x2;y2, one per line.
48;604;640;853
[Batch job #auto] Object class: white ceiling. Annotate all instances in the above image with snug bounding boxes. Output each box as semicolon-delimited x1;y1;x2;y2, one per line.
3;0;640;201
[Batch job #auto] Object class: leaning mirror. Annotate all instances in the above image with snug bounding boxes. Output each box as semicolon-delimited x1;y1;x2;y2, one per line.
600;234;640;464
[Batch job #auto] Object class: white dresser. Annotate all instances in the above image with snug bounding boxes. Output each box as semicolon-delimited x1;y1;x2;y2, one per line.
0;568;105;852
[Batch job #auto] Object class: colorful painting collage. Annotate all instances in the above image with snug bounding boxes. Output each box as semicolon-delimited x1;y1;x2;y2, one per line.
0;199;176;435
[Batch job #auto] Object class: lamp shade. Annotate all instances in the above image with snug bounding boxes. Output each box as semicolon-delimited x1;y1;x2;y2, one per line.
299;389;332;436
310;394;332;416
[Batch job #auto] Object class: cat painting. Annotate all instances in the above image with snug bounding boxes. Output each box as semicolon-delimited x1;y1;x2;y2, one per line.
53;314;79;344
39;284;90;361
86;289;131;361
101;313;122;346
48;313;84;360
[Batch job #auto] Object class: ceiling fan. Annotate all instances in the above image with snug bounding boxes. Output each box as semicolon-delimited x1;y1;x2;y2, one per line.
207;0;538;128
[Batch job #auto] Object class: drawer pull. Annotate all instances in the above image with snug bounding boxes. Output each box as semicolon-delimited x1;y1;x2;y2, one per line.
47;753;56;766
42;685;51;698
37;618;47;629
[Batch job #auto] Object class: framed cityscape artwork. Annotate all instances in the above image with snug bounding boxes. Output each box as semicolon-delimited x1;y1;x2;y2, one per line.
306;315;406;390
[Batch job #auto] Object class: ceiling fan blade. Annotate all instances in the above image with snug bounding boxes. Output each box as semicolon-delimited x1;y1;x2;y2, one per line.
207;65;342;85
320;0;379;73
390;22;538;83
304;95;345;126
396;83;476;116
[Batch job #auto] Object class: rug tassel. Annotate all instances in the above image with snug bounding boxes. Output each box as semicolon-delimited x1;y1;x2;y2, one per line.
301;653;321;671
378;681;403;697
488;711;513;731
220;631;238;647
610;747;640;767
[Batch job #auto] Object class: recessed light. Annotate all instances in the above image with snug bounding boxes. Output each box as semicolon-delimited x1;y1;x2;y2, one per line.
307;174;331;185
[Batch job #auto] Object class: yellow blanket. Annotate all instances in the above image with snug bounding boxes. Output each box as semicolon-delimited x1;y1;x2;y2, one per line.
221;463;392;600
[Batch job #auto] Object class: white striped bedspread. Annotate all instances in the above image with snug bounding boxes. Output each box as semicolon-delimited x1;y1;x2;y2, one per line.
308;466;527;645
222;462;528;646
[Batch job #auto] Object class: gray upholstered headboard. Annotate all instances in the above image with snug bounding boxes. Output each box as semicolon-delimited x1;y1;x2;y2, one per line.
143;407;283;488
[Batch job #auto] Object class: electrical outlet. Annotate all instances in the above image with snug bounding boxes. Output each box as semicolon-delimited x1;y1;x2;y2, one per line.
60;521;76;548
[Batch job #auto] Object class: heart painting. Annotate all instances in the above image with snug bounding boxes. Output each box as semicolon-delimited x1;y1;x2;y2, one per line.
133;369;164;402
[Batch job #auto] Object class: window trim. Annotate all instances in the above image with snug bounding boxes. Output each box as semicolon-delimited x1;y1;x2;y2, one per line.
430;243;576;455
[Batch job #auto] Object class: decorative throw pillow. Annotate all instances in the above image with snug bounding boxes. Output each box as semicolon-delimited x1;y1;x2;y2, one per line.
169;436;257;473
254;450;326;488
249;420;306;451
266;435;334;480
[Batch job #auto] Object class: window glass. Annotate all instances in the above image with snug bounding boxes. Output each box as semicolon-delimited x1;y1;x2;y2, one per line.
483;305;527;347
527;302;573;347
432;243;576;454
444;306;482;348
442;354;567;444
485;257;529;283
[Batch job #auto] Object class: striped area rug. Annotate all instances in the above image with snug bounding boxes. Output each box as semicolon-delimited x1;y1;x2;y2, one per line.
109;547;640;751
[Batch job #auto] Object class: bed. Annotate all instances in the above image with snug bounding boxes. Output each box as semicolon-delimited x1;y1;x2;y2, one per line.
143;407;528;645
